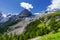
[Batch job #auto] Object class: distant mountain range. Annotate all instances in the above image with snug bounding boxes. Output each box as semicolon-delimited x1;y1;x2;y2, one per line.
0;9;34;24
0;13;9;24
0;9;59;34
0;9;56;24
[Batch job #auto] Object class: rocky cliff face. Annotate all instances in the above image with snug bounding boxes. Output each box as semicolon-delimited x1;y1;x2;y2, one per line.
19;9;33;18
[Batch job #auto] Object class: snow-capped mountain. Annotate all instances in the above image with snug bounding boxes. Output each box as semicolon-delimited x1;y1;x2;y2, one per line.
0;9;56;24
0;13;12;24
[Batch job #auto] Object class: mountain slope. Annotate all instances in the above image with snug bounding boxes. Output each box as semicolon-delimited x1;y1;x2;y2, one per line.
0;18;22;34
7;18;32;34
40;32;60;40
0;10;60;40
19;9;33;18
0;9;33;34
13;10;60;40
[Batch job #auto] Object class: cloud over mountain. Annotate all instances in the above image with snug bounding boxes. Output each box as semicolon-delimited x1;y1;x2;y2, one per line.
47;0;60;11
20;2;33;10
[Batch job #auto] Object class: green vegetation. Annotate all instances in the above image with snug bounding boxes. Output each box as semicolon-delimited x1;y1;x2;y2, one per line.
0;18;22;34
13;10;60;40
18;10;60;40
0;10;60;40
40;32;60;40
43;10;60;19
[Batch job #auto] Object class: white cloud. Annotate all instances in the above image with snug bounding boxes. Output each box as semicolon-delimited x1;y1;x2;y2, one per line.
20;2;33;10
46;0;60;11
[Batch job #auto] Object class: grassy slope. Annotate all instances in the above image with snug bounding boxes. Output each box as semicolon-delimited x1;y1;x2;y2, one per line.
17;10;60;40
39;10;60;40
40;32;60;40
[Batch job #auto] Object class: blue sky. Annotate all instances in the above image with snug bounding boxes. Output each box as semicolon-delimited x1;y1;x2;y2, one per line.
0;0;51;14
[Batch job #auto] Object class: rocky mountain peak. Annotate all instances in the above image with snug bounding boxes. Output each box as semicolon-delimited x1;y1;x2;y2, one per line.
19;9;33;18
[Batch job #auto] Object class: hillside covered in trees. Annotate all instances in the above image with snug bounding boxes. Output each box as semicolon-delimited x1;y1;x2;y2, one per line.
0;18;22;34
0;10;60;40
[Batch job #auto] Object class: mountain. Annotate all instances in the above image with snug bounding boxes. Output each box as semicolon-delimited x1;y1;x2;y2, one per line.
0;13;20;24
0;13;9;24
9;15;20;21
0;9;34;24
0;13;3;20
19;9;33;18
7;14;12;17
0;10;60;40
